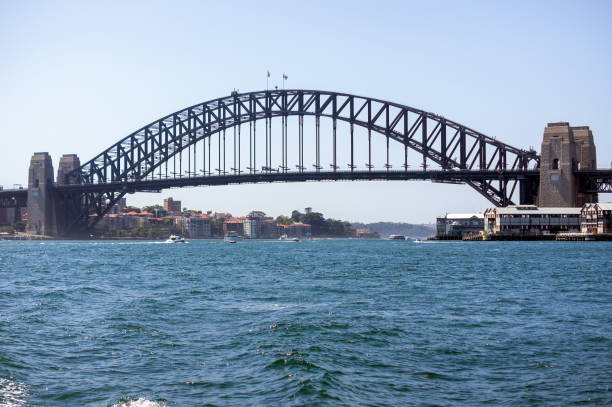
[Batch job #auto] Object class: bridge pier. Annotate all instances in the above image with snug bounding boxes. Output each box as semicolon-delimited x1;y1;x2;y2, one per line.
55;154;81;236
25;153;82;237
538;122;597;207
26;152;57;236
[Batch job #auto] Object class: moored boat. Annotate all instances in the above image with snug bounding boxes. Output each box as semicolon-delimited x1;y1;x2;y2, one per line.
388;234;406;240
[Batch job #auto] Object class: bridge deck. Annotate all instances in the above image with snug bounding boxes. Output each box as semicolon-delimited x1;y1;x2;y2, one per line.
52;169;540;194
0;189;27;208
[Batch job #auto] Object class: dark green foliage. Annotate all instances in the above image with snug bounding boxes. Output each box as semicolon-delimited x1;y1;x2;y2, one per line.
286;209;355;237
142;204;163;213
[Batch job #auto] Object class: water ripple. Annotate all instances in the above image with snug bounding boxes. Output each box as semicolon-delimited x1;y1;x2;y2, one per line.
0;240;610;406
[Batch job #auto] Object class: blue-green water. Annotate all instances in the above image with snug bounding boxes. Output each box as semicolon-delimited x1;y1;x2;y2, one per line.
0;239;610;406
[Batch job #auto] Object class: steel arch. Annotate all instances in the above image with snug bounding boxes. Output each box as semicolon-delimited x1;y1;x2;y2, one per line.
62;89;541;232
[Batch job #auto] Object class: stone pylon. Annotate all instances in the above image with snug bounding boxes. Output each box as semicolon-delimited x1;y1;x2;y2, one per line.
538;122;597;207
26;152;56;236
55;154;81;236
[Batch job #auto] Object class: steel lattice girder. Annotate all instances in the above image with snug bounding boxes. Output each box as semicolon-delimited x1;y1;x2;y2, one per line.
576;169;612;193
64;90;542;231
0;189;27;208
72;91;540;184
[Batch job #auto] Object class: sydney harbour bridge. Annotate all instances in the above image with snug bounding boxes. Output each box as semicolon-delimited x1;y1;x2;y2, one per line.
1;89;610;237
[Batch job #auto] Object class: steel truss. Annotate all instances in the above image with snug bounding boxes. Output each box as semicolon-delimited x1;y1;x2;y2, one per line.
61;90;541;234
0;189;27;208
577;169;612;193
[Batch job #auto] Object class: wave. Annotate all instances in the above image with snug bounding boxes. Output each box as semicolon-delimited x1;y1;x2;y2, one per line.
111;397;166;407
0;378;28;407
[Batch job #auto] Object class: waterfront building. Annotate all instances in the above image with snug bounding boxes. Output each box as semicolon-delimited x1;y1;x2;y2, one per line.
223;219;244;236
484;205;581;237
187;215;211;238
173;216;188;233
214;211;232;220
102;214;122;234
135;213;151;229
101;212;136;234
153;208;168;218
243;219;258;238
288;223;311;238
261;219;278;238
242;211;277;239
580;202;612;234
277;224;289;236
148;217;165;226
109;198;128;215
436;213;484;239
163;197;182;214
123;211;140;229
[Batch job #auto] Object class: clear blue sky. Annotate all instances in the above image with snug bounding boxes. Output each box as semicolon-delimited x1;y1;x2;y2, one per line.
1;0;610;222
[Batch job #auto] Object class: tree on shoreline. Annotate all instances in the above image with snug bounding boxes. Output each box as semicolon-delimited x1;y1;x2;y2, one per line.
287;209;355;237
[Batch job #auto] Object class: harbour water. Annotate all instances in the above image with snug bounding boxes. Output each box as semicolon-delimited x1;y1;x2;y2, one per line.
0;239;610;406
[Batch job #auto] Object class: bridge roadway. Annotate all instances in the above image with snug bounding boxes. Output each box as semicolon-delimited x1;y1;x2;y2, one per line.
53;169;541;194
2;169;610;208
0;188;27;208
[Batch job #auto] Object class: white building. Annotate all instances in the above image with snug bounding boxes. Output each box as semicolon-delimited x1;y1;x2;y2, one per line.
243;219;258;238
581;202;612;234
436;213;484;238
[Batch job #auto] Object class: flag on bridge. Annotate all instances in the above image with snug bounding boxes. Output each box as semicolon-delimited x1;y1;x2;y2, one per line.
267;70;270;78
283;73;288;80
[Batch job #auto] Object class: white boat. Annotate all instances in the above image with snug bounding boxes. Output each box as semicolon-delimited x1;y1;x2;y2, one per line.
388;234;406;240
279;234;299;242
224;231;242;243
166;234;186;243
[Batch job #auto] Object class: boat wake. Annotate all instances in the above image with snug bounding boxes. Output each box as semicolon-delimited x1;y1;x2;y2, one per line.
0;378;28;407
111;397;166;407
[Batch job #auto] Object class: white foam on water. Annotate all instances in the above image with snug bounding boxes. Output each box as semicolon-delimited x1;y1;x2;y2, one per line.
111;397;166;407
0;378;28;407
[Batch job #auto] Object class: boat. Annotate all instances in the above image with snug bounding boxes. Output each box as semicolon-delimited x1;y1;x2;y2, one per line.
166;234;186;243
388;234;406;240
279;234;299;242
224;231;242;243
413;238;422;243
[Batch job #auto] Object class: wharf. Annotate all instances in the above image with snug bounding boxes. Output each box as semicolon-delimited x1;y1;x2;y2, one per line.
461;233;556;241
0;232;53;240
428;235;462;241
556;232;612;241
